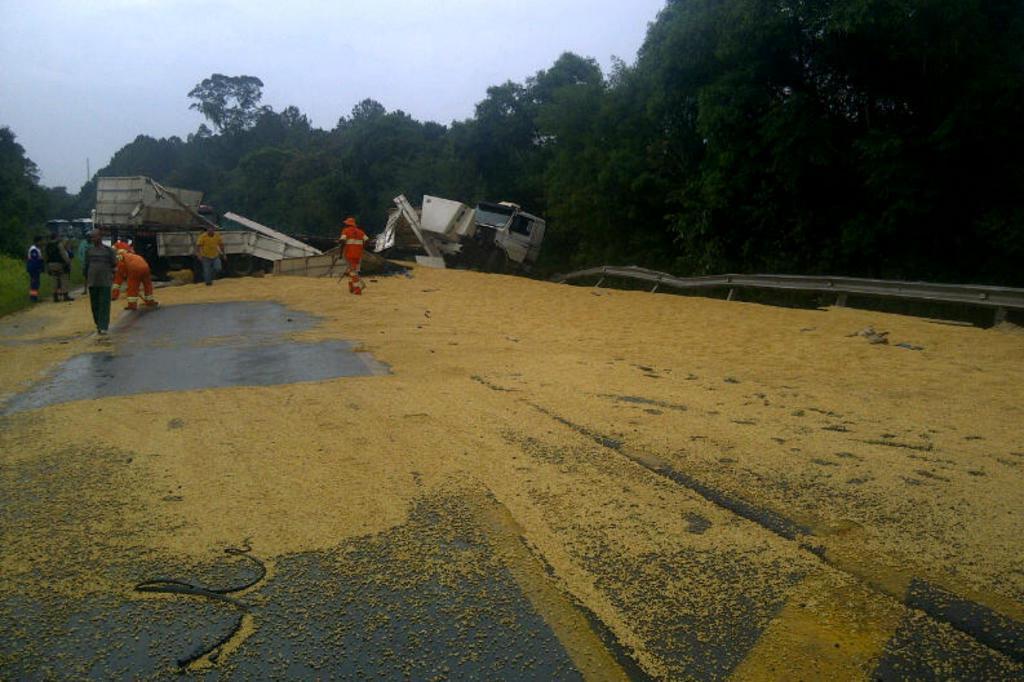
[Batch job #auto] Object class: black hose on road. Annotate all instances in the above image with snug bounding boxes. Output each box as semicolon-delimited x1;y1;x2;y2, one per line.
134;545;266;669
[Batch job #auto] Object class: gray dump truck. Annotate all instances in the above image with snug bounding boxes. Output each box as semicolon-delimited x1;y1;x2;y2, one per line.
374;194;546;273
93;176;321;277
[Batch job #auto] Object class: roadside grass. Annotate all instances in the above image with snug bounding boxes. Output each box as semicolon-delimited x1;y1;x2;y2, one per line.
0;252;85;318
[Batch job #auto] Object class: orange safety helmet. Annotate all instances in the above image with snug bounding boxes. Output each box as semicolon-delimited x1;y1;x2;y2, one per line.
343;217;358;227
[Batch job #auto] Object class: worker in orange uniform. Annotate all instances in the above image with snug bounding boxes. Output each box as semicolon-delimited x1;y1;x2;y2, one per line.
338;216;367;294
112;249;158;310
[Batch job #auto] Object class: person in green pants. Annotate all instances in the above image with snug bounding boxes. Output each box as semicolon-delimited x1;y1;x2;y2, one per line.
82;230;117;335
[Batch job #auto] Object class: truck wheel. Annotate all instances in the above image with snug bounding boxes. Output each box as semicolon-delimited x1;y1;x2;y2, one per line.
228;254;255;276
483;249;506;274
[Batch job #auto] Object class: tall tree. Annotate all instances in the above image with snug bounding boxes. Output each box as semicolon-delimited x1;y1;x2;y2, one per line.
0;126;49;257
188;74;266;133
69;3;1024;285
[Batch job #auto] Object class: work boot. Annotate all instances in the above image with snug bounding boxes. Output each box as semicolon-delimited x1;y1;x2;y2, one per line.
125;303;138;311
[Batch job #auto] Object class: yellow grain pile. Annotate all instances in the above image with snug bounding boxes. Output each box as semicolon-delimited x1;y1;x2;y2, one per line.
1;267;1021;678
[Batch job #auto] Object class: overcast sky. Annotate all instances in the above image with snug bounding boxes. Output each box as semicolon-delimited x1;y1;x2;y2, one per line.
0;0;666;192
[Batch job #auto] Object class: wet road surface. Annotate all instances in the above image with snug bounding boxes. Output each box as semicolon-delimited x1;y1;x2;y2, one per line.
2;302;387;414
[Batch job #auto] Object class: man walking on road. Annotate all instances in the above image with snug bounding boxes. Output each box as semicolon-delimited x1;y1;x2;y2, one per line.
338;217;367;295
195;224;225;286
83;230;117;335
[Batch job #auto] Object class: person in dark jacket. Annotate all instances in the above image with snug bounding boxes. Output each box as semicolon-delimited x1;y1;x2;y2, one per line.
44;232;73;302
26;235;44;302
82;230;118;335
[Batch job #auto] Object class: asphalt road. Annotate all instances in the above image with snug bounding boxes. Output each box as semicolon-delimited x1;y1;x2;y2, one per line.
1;272;1021;680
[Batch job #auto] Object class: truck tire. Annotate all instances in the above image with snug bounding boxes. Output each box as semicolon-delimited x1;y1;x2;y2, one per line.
227;254;255;276
483;248;506;274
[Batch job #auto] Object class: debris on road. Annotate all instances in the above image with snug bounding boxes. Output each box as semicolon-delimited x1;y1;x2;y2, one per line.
849;326;890;344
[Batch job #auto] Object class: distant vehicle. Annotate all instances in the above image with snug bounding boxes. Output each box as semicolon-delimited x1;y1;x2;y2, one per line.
92;176;321;278
374;194;546;273
71;218;93;238
44;218;92;239
45;219;72;237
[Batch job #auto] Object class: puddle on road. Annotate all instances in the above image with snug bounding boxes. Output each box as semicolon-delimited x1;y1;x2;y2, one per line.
113;301;320;344
2;302;388;414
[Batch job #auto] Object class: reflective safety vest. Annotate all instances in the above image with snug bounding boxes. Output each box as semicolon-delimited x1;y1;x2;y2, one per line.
341;225;367;261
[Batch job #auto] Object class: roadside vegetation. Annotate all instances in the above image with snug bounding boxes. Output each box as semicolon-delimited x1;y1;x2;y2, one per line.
2;0;1023;290
0;253;84;318
0;255;30;318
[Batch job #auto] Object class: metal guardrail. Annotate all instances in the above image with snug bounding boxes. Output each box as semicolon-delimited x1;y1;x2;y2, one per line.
554;266;1024;324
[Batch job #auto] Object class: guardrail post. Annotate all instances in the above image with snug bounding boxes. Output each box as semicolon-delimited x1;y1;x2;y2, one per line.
651;278;661;294
594;277;605;288
727;288;736;301
836;293;848;307
994;307;1007;326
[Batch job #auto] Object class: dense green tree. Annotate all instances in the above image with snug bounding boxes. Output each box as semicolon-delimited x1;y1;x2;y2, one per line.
647;0;1024;282
59;9;1024;285
467;81;543;206
0;126;49;257
348;99;387;124
188;74;266;133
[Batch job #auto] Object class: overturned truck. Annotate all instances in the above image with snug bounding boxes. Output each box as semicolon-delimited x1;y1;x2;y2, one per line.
93;176;321;278
374;194;545;273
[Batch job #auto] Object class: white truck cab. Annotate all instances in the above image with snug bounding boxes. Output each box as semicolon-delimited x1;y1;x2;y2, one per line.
375;194;546;273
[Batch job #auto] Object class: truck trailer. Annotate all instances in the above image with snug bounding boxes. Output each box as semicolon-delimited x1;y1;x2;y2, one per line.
92;176;321;278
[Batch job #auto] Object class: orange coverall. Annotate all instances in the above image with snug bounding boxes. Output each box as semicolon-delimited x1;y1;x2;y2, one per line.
340;224;367;294
112;252;157;309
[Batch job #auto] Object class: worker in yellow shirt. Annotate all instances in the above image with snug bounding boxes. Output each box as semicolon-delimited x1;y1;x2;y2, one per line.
195;224;226;286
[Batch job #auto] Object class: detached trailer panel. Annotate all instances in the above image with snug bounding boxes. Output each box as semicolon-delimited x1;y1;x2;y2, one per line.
222;212;321;255
156;231;256;258
155;214;321;265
